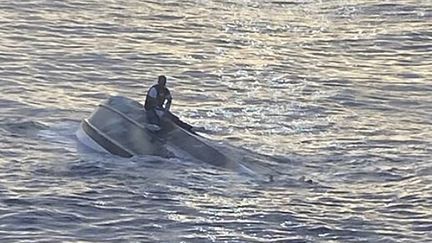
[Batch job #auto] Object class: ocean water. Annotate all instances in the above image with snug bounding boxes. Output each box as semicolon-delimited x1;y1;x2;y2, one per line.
0;0;431;242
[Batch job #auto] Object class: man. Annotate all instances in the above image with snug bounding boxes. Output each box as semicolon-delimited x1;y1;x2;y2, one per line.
144;75;194;132
144;75;172;125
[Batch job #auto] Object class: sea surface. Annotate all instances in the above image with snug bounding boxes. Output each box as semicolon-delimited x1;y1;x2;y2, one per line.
0;0;431;242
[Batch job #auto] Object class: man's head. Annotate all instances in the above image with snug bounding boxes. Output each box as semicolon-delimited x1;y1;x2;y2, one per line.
158;75;167;87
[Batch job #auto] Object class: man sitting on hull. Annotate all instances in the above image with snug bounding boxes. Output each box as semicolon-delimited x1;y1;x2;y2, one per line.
144;75;194;132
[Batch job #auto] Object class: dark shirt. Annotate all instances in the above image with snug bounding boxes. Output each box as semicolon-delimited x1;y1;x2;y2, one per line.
144;84;172;111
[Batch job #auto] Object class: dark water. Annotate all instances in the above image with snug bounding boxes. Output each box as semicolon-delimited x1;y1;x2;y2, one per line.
1;1;431;242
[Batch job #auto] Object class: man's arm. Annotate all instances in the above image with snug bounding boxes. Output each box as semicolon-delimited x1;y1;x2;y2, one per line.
165;93;172;111
146;87;158;108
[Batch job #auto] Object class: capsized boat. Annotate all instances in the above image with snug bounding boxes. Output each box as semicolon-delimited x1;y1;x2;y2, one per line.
76;96;256;174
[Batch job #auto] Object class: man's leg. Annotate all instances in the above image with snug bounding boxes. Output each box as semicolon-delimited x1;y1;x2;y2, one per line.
146;108;160;125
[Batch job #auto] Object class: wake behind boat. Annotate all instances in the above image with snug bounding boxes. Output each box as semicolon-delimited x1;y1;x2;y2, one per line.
76;96;256;174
